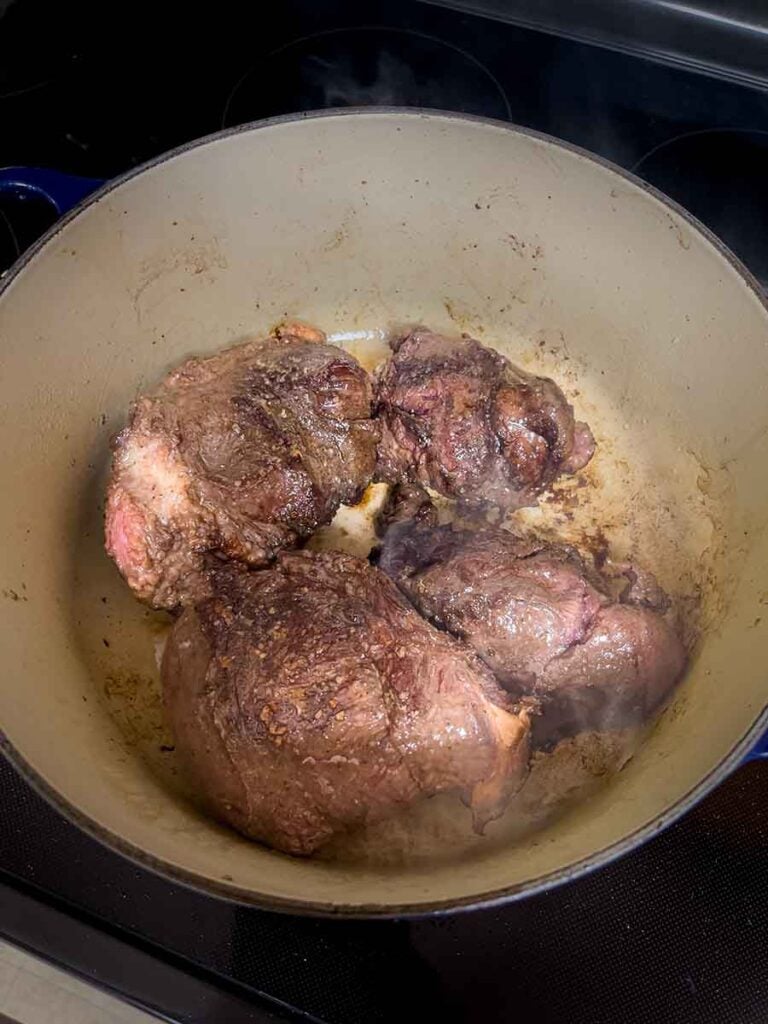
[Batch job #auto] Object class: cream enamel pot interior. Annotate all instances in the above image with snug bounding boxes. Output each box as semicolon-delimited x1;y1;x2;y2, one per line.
1;110;767;916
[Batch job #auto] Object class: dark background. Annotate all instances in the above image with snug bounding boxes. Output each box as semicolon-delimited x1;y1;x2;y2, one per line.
2;0;768;282
1;1;767;1021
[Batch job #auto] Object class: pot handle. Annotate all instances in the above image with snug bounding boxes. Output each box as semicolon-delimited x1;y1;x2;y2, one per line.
0;167;104;216
746;729;768;761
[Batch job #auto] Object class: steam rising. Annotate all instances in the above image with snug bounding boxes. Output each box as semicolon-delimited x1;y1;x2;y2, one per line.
331;494;687;867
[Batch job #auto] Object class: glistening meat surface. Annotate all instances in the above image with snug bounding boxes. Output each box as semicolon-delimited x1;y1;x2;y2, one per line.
105;324;378;609
380;522;686;747
162;550;531;855
376;328;594;509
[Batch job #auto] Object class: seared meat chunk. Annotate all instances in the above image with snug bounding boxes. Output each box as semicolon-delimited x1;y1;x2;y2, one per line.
105;324;378;609
375;481;438;535
380;524;685;746
376;328;594;509
162;550;531;856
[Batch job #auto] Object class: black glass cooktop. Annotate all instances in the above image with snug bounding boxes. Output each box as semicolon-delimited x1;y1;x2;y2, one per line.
2;0;768;283
1;1;767;1022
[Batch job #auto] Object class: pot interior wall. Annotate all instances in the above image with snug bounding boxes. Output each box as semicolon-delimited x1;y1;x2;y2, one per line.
0;112;767;910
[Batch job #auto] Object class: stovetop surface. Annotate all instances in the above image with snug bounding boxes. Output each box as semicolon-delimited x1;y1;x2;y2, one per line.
1;1;767;1022
3;0;768;283
3;755;768;1024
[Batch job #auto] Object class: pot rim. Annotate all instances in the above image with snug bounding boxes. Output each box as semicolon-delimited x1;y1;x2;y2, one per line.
2;106;767;918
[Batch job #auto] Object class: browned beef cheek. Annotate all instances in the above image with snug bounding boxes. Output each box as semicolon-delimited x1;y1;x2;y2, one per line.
161;550;531;856
107;319;682;856
375;328;595;509
379;520;686;748
105;324;379;610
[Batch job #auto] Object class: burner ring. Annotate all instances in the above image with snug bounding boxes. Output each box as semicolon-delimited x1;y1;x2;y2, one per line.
633;127;768;287
221;26;512;127
632;126;768;176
